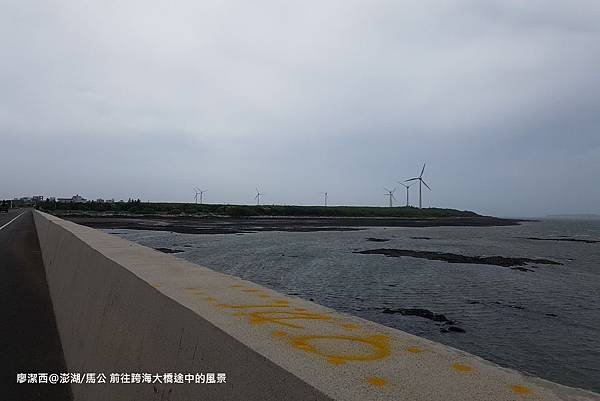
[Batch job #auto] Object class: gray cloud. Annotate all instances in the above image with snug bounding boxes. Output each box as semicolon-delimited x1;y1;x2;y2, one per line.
1;0;599;216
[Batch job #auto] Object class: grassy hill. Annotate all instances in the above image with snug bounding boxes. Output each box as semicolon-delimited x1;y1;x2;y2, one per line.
38;200;479;218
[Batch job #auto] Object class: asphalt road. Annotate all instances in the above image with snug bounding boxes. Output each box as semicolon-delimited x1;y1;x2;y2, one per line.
1;209;72;400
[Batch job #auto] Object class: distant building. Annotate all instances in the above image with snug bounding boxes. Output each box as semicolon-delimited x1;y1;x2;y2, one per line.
18;197;33;205
56;195;88;204
96;199;105;203
32;196;44;202
72;194;87;203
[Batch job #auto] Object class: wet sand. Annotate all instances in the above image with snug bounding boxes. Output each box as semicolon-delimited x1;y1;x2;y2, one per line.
63;215;522;235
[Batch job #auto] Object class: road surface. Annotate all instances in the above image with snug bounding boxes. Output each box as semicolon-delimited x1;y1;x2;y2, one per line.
1;209;72;400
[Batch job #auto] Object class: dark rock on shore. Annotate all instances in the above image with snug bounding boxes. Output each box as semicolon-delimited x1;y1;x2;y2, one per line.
154;247;184;254
66;215;522;235
354;248;562;268
411;236;433;240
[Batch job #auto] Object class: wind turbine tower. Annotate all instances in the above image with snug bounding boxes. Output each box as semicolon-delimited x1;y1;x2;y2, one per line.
406;163;431;208
398;182;412;207
320;192;328;207
194;188;207;205
384;187;396;208
255;188;264;205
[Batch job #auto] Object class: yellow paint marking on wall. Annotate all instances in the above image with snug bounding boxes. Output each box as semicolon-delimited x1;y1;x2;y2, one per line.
230;312;249;320
204;297;217;302
511;385;533;395
152;284;161;288
340;323;360;331
406;347;423;353
295;308;308;312
290;334;391;365
452;363;473;373
366;376;388;386
217;303;292;309
242;289;261;293
258;294;271;299
243;310;332;328
272;331;288;337
230;284;244;288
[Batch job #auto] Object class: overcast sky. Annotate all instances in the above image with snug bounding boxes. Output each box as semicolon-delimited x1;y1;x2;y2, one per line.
1;0;599;217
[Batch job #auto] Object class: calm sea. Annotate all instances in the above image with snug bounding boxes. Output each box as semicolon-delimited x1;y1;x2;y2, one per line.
108;219;600;393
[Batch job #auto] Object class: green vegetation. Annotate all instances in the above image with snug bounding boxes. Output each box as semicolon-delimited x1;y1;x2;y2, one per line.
38;199;479;218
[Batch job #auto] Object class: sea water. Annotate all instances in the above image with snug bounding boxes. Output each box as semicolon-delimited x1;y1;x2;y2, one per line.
108;219;600;393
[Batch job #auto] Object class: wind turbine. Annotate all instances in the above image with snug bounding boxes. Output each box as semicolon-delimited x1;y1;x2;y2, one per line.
320;192;328;206
397;182;412;207
406;163;431;208
384;187;396;208
255;188;264;205
194;188;207;204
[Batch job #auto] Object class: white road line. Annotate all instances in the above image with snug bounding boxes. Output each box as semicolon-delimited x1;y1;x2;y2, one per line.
0;211;25;231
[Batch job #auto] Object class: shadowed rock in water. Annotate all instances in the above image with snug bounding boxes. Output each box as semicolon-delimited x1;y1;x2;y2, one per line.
523;237;600;244
366;237;390;242
382;307;466;333
445;326;466;333
354;248;561;268
154;247;184;254
382;307;455;324
511;266;535;272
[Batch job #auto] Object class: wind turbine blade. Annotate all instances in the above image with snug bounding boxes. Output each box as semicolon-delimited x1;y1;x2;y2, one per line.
422;180;431;190
384;187;391;192
420;163;426;177
405;178;419;182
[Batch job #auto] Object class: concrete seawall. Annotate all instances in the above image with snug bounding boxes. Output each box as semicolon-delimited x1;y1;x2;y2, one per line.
33;211;599;401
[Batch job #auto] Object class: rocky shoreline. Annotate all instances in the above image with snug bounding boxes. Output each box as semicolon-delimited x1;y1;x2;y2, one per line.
63;215;523;235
